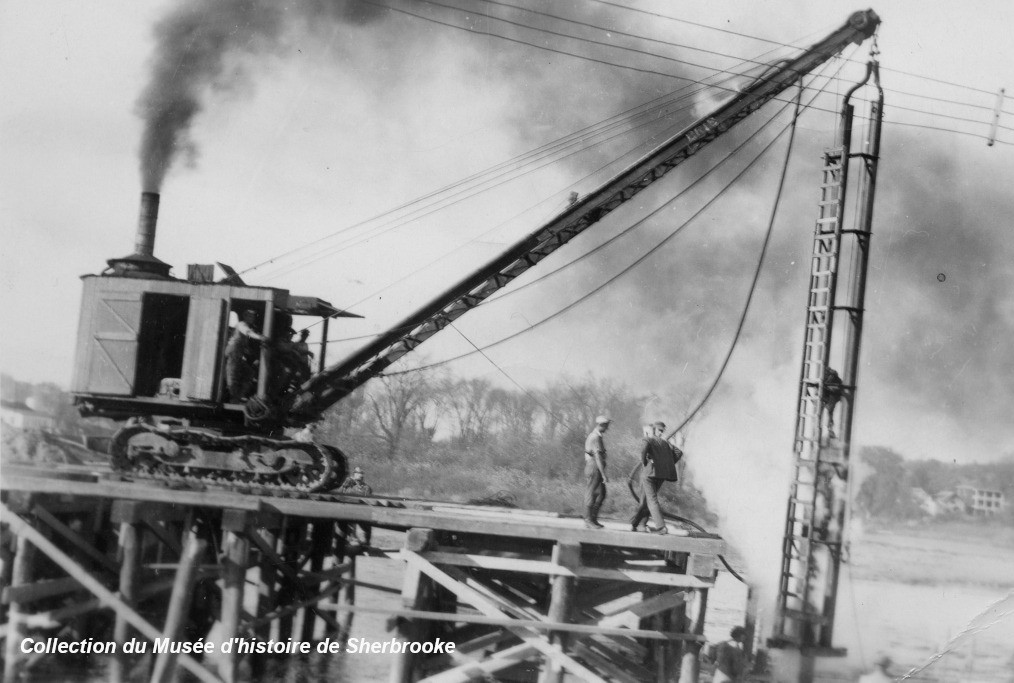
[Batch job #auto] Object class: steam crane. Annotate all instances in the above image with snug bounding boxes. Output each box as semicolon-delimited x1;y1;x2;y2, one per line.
70;10;880;494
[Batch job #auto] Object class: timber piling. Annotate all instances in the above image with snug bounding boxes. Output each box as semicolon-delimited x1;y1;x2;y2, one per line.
0;466;725;682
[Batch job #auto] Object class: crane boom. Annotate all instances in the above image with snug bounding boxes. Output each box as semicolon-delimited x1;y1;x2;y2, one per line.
288;9;880;418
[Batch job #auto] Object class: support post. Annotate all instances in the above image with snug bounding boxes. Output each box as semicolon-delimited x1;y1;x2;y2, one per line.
3;533;35;682
301;520;332;641
250;524;278;679
679;588;708;683
110;520;143;683
539;543;579;683
220;512;251;683
150;523;208;683
276;519;301;643
390;529;435;683
336;522;356;636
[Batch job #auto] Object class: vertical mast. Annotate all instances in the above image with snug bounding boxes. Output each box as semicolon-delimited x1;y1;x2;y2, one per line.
772;58;883;667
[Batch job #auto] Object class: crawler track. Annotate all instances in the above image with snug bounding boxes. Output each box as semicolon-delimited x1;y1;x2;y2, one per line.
110;424;346;494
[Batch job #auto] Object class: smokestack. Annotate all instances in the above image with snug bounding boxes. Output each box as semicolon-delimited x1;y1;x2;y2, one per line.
135;191;160;257
105;192;172;279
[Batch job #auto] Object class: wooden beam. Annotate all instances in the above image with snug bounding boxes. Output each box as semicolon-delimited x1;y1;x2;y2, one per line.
20;575;182;628
404;552;610;683
419;643;537;683
414;551;714;588
539;543;578;683
150;524;208;683
111;520;142;683
111;500;187;525
313;602;706;641
2;475;724;556
3;532;34;681
391;528;438;683
597;589;689;627
571;641;645;683
219;526;249;683
144;519;183;555
243;582;345;632
0;503;221;683
32;504;119;574
2;576;86;604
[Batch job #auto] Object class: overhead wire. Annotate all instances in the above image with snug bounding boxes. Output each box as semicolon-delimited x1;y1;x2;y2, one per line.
314;63;841;348
481;0;1005;116
583;0;1005;99
252;43;795;280
257;43;830;284
247;4;1007;285
326;65;834;315
663;77;805;438
383;50;851;377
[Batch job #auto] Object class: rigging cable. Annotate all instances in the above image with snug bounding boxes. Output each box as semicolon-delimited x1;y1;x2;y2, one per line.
620;81;805;586
250;38;811;280
382;50;848;377
308;55;848;348
314;63;837;339
584;0;1005;98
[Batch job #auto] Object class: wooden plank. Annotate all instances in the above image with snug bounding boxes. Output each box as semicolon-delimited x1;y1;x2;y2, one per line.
219;528;249;683
405;552;611;683
150;525;208;683
419;643;536;683
688;553;717;578
111;500;187;525
0;503;221;683
571;641;645;683
244;531;341;634
32;505;119;574
3;533;34;680
415;551;714;588
1;476;724;555
599;589;689;625
144;519;183;555
2;576;86;605
22;575;182;628
314;603;706;641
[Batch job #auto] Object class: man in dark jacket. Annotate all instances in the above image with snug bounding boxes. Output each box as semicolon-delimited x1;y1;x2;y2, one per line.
630;422;682;534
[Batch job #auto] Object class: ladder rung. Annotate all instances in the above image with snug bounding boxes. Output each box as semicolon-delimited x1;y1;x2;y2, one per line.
783;608;831;625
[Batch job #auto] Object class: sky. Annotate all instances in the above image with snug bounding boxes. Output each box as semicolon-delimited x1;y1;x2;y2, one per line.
1;0;1012;668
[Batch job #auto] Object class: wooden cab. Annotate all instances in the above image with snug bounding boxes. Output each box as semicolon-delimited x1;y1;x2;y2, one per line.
70;271;349;428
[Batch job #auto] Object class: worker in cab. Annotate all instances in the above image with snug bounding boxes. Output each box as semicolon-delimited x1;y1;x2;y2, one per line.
225;310;267;401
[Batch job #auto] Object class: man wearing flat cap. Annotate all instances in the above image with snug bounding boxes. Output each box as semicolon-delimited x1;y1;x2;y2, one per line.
583;416;611;529
630;421;682;534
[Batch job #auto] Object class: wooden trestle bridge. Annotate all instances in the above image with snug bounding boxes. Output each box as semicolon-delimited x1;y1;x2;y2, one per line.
0;464;726;682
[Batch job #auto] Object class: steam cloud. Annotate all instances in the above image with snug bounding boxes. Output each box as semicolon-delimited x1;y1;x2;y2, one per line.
132;0;1013;630
136;0;387;191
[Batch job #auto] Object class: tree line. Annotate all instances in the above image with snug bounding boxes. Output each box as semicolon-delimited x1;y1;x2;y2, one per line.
312;366;716;522
856;446;1014;522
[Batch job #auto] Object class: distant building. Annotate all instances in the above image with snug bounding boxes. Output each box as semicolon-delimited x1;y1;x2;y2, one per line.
0;400;56;431
910;487;941;516
955;484;1007;517
933;490;968;515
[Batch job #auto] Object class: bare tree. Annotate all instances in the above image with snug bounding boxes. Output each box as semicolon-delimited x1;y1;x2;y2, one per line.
438;377;496;447
366;369;436;459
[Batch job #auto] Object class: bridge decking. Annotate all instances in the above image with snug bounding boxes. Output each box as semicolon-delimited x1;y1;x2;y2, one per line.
1;465;725;682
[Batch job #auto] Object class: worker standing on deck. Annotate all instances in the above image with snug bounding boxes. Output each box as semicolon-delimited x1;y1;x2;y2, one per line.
225;310;267;401
583;416;611;529
630;421;682;534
